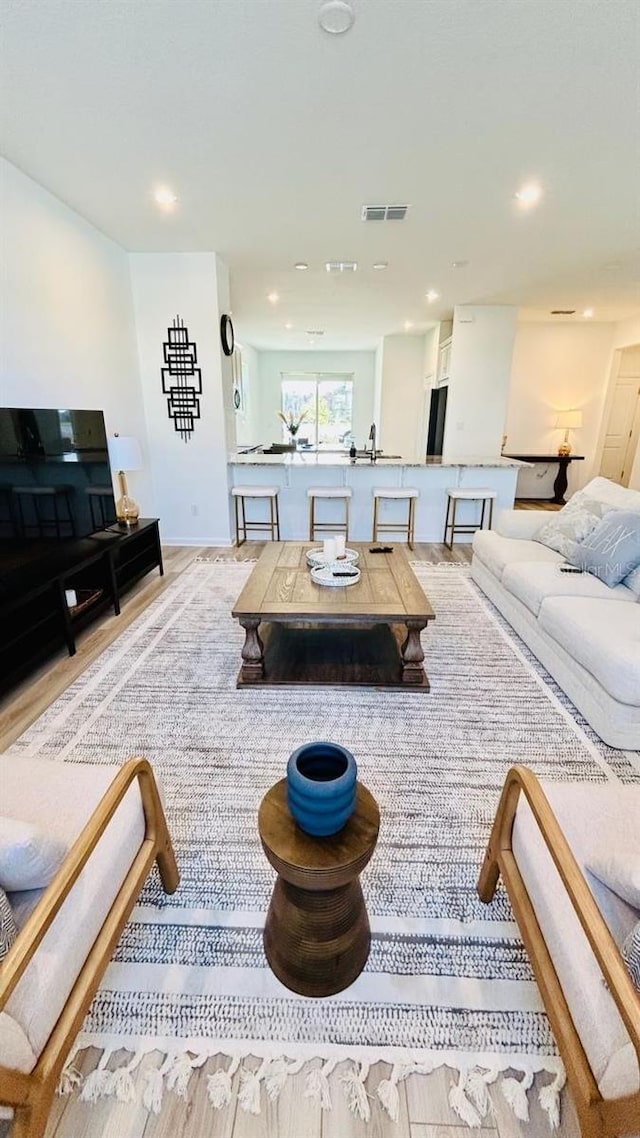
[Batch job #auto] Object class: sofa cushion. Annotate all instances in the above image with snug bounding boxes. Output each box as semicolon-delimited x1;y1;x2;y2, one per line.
0;756;145;1057
501;561;636;618
623;562;640;600
472;530;563;581
588;848;640;910
580;476;640;513
0;816;67;892
0;1011;38;1075
0;886;17;961
533;496;611;556
567;511;640;587
512;783;640;1100
538;596;640;707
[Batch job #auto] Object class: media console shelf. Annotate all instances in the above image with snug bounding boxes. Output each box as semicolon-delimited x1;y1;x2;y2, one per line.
0;518;162;694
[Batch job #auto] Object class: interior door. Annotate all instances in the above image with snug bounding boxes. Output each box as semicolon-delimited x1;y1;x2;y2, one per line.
600;379;640;482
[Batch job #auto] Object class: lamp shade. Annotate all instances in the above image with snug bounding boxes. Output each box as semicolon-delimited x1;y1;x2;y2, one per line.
108;434;142;471
554;410;583;431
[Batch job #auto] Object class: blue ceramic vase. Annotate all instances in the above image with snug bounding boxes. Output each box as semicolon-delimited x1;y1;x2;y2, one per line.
286;742;357;837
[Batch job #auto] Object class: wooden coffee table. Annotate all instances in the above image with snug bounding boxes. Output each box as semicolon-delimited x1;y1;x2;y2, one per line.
258;778;380;996
232;542;435;689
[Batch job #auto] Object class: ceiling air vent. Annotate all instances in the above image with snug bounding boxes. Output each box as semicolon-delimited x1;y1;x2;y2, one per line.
550;309;576;315
325;261;358;273
306;330;325;336
361;204;409;221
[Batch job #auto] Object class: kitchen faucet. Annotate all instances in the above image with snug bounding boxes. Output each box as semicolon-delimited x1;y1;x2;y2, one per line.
368;423;377;462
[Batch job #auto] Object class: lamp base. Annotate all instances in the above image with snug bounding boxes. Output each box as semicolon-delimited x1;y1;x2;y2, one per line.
115;494;140;525
557;442;572;457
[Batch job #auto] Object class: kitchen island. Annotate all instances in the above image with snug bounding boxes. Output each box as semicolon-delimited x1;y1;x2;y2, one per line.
228;453;527;543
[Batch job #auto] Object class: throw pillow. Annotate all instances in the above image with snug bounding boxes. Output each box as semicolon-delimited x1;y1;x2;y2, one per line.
0;816;67;892
623;562;640;600
621;922;640;991
0;887;17;961
534;496;611;557
567;511;640;587
587;850;640;909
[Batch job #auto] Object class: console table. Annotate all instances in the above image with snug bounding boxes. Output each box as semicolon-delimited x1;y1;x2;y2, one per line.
0;518;163;693
503;454;585;504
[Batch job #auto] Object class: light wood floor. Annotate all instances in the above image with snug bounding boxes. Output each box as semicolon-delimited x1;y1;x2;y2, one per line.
1;541;582;1137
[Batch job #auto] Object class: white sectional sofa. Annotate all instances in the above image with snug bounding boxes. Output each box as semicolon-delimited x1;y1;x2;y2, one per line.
471;478;640;750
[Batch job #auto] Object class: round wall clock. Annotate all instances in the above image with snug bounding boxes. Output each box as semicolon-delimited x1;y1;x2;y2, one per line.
220;314;235;356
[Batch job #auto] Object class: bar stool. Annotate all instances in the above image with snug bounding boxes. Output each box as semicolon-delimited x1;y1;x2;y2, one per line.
372;487;419;549
12;484;76;538
232;485;281;546
443;487;496;549
308;486;352;542
86;485;116;530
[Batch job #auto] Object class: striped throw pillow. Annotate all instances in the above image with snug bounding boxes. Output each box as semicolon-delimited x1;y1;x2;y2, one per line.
0;886;17;960
622;922;640;991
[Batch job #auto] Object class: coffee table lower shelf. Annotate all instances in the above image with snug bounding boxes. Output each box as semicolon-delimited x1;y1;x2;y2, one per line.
236;620;430;690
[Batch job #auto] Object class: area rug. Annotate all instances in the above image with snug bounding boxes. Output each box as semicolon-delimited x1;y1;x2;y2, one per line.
8;560;640;1127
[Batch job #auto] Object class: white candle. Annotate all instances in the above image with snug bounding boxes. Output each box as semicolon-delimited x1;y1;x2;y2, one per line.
323;537;337;563
335;534;346;558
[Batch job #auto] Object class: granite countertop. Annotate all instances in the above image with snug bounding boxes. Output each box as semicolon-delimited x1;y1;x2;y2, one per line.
228;451;528;468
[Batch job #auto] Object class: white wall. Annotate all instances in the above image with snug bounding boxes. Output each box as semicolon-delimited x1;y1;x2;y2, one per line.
443;306;518;460
378;334;427;459
255;349;376;447
129;253;231;544
0;158;152;510
505;322;615;495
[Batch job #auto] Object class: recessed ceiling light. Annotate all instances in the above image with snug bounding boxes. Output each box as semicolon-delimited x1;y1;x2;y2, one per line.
267;292;279;304
404;321;413;331
452;260;469;269
582;308;594;319
154;187;178;207
373;262;388;271
425;290;440;303
285;323;293;330
318;0;354;35
515;182;543;208
294;262;309;271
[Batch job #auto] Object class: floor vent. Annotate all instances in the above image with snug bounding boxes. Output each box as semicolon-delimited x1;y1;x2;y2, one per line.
361;204;409;221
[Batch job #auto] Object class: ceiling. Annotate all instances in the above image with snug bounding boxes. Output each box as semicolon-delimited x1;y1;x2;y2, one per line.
1;0;639;350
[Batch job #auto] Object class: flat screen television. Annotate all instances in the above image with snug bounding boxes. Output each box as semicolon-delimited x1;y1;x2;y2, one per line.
0;408;116;541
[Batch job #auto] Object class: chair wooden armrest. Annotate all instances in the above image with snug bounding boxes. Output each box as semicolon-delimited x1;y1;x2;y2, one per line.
478;765;640;1138
0;756;178;1138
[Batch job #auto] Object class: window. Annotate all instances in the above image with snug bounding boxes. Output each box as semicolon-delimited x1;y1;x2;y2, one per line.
281;374;354;449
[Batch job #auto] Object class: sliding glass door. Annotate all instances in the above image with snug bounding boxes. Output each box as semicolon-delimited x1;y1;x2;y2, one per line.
281;374;354;449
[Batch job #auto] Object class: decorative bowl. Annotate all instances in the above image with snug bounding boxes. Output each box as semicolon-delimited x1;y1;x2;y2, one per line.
286;742;357;836
306;548;359;569
310;564;361;588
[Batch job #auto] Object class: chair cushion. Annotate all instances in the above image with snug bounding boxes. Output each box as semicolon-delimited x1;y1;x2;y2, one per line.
501;561;636;618
0;1011;37;1075
538;597;640;706
307;487;353;498
567;511;640;587
232;485;279;497
0;756;145;1057
373;487;419;498
587;848;640;910
447;487;497;500
0;816;67;892
512;783;640;1100
472;530;563;580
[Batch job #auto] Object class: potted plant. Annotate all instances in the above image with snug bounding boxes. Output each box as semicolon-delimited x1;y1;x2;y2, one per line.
278;410;309;446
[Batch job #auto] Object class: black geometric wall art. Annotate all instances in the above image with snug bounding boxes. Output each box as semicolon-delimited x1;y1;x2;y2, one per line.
161;315;202;442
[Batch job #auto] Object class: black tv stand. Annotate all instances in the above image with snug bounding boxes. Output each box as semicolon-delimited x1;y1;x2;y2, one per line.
0;518;163;694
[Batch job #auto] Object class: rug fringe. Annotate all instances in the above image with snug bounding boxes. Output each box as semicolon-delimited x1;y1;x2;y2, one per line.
58;1048;565;1127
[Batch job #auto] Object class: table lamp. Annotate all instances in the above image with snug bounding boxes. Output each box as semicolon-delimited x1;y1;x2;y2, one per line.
107;434;142;525
554;410;582;456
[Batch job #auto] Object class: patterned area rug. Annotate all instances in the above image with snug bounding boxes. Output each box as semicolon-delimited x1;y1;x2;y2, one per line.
8;560;640;1127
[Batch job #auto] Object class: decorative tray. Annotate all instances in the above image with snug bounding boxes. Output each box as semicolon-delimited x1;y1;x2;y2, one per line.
310;565;361;588
306;548;359;568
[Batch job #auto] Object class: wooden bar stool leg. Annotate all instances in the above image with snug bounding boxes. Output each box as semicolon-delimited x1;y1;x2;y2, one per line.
241;495;248;546
408;497;415;549
488;497;494;530
269;494;275;541
309;495;315;541
443;495;451;546
372;495;378;543
480;498;486;532
234;495;241;546
446;498;457;550
275;494;281;541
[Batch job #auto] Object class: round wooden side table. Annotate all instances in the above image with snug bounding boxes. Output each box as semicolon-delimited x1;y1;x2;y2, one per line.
258;778;380;997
